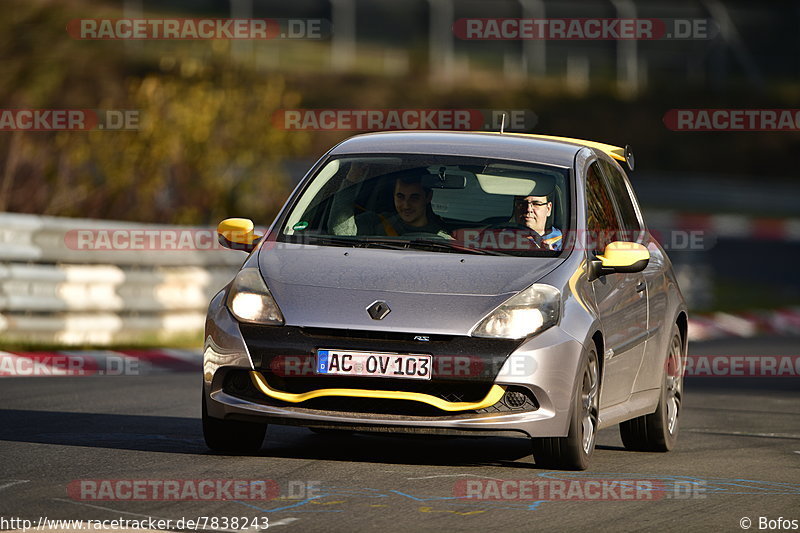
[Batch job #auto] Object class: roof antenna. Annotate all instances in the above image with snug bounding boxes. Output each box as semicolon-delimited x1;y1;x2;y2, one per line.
500;112;506;134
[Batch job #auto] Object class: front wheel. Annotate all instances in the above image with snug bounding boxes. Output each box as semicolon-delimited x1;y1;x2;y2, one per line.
202;390;267;454
619;324;684;452
532;346;600;470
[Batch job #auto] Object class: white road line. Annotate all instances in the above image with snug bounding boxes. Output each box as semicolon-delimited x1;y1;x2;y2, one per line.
0;480;30;491
270;518;301;527
406;474;506;481
687;429;800;440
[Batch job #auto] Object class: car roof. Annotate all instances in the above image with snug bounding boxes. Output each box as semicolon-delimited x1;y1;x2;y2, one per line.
328;131;585;167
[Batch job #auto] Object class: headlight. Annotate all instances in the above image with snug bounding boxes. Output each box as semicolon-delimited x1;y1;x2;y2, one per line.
471;284;560;339
225;268;284;325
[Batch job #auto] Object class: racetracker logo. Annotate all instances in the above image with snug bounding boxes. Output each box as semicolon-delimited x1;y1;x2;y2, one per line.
0;109;139;131
448;229;710;252
0;353;140;377
67;18;330;40
64;228;265;251
663;109;800;131
67;480;280;501
684;355;800;378
273;109;537;131
453;18;717;40
453;479;686;501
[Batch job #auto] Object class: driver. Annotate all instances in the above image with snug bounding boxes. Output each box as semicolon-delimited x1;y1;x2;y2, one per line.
512;193;563;250
330;167;450;238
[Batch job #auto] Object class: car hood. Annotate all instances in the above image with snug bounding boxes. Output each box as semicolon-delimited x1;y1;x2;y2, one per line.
258;243;563;335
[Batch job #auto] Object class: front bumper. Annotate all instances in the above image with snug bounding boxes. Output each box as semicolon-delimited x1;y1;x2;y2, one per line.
203;290;585;438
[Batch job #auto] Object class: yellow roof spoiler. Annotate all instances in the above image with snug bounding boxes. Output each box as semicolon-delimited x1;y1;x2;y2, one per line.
509;133;635;171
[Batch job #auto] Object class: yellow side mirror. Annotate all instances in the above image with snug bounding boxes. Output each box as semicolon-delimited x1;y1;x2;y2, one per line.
217;218;261;252
591;241;650;279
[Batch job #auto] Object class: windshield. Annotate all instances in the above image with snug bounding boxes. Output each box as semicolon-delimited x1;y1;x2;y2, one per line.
278;154;571;256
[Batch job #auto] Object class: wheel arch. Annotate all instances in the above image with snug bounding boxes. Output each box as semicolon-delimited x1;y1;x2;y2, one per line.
675;310;689;353
590;329;605;383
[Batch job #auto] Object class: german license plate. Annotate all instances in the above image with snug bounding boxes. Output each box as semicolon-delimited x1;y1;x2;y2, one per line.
316;349;432;380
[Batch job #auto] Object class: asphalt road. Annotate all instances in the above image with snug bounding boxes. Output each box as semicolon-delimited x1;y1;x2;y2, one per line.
1;337;798;533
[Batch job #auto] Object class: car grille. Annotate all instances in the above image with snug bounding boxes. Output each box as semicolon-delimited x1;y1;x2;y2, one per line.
300;327;453;343
238;324;522;382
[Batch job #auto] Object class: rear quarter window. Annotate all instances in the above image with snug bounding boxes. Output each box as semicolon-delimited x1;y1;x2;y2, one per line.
598;159;642;237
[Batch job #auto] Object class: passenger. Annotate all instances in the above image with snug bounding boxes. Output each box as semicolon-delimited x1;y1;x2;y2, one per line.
330;166;450;238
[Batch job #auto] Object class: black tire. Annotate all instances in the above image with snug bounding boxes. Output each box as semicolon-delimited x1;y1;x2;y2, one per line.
202;390;267;454
619;324;684;452
532;346;600;470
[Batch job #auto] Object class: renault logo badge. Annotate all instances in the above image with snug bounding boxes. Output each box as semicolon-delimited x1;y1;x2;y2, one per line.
367;301;391;320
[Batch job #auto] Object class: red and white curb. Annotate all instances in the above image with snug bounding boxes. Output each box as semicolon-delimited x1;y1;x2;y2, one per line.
688;308;800;341
2;309;798;377
0;349;201;377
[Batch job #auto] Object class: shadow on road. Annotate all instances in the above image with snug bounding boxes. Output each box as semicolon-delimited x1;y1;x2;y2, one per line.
0;409;207;454
263;429;540;468
0;408;549;467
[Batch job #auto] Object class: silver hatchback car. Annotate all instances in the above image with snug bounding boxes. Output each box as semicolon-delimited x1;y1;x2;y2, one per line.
202;131;687;470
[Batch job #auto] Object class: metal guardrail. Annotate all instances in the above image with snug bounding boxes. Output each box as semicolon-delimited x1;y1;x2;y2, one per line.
2;209;798;345
0;213;243;345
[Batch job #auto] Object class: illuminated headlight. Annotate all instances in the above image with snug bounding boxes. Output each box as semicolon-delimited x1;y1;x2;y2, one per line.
471;284;560;339
225;268;284;325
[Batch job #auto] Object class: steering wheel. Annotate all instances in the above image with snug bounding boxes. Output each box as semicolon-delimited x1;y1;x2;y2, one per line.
487;223;548;250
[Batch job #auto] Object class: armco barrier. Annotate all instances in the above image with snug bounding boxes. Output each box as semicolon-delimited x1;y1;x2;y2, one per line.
0;213;244;345
3;212;798;346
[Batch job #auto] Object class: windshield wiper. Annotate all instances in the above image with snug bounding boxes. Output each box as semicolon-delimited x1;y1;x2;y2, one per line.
299;235;506;255
405;238;508;256
300;235;409;251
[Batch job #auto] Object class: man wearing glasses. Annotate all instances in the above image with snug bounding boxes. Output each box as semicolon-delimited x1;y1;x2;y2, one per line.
512;195;563;250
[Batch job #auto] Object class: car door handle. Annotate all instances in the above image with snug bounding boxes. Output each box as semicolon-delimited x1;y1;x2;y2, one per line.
635;282;646;293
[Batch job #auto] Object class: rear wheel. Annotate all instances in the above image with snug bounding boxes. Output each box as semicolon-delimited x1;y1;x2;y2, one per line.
532;346;599;470
619;324;684;452
202;390;267;454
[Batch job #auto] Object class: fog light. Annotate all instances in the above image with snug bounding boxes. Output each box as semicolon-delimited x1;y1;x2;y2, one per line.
225;370;253;396
503;390;528;409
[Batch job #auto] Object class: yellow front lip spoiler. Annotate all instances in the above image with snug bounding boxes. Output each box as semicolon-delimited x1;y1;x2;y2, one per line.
248;371;506;412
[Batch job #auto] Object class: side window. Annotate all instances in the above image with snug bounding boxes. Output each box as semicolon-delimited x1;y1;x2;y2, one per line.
585;162;620;253
598;160;642;240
